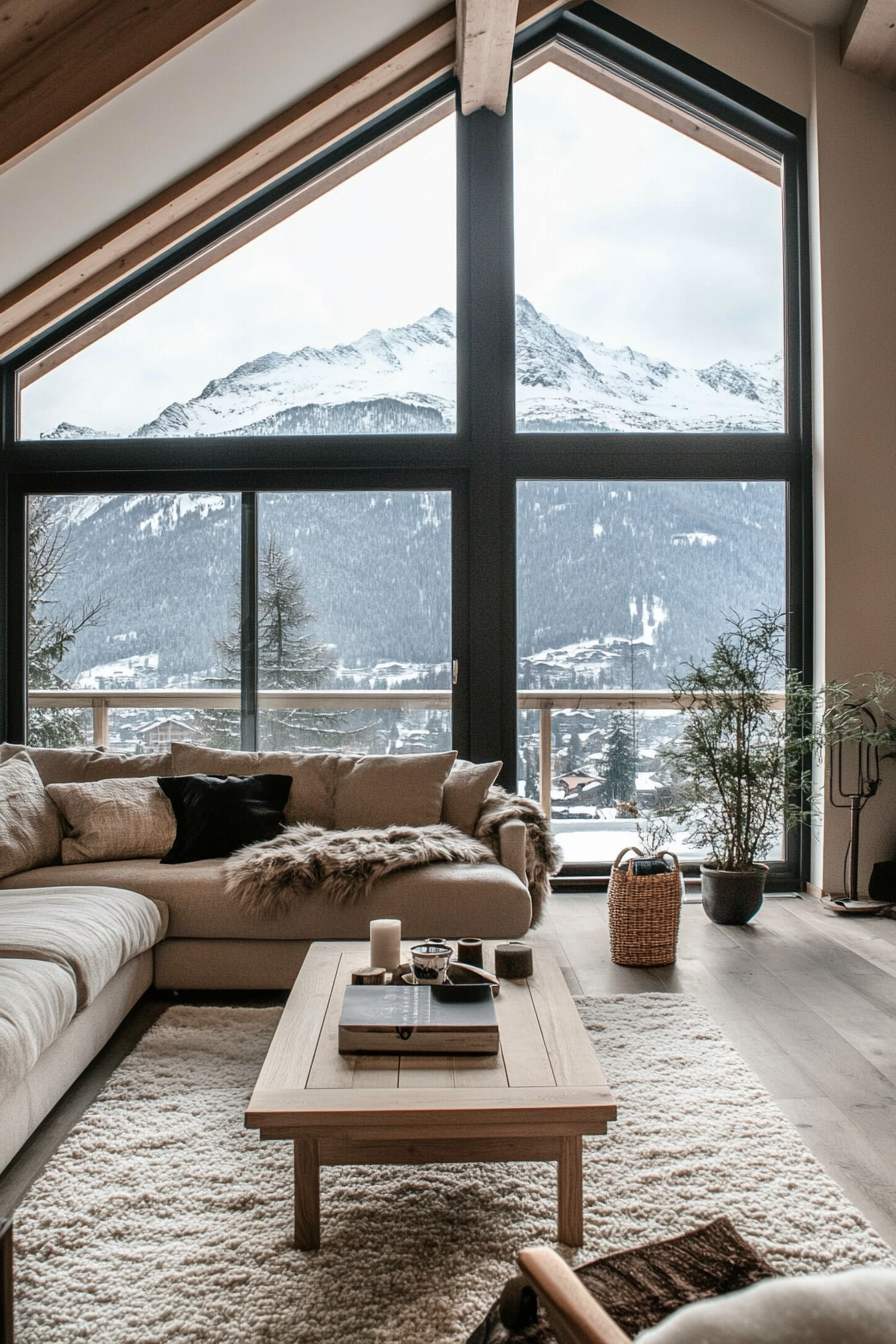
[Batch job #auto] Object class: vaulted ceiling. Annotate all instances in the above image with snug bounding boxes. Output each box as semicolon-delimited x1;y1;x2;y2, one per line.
0;0;892;360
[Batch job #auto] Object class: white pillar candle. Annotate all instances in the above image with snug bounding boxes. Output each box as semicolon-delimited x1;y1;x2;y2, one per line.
370;918;402;972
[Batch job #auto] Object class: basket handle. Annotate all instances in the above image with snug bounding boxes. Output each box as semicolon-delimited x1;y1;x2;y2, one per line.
612;846;645;871
654;849;682;873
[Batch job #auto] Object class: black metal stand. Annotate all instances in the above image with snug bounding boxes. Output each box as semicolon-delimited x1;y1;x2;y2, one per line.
830;706;880;902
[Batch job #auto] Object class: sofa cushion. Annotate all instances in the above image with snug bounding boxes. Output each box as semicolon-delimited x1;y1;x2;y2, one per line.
46;777;176;863
0;743;174;784
0;858;531;940
159;773;292;863
0;752;62;878
0;957;79;1103
334;751;457;829
442;759;502;834
170;742;341;827
0;886;168;1008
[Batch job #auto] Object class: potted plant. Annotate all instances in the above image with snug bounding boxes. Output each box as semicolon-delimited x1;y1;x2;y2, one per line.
662;609;815;924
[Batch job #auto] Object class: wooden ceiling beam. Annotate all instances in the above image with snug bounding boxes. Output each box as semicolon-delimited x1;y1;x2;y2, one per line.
0;0;565;361
0;0;260;175
842;0;896;86
457;0;520;114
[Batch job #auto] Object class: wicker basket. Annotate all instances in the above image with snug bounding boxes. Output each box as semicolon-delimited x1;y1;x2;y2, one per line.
608;847;682;966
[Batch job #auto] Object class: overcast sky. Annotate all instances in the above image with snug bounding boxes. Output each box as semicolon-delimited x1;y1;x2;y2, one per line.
22;61;783;439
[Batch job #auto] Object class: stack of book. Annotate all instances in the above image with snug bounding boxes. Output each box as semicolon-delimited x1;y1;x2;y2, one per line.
338;983;499;1055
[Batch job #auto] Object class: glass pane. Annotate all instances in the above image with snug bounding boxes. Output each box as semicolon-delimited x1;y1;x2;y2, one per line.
513;61;784;433
517;480;787;863
257;491;451;753
27;493;240;748
21;116;456;441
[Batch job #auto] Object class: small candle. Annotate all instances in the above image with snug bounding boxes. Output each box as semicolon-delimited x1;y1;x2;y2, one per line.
370;918;401;972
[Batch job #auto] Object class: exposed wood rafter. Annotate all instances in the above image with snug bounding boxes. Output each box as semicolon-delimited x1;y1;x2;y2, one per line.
0;0;565;362
842;0;896;86
457;0;519;114
0;0;259;175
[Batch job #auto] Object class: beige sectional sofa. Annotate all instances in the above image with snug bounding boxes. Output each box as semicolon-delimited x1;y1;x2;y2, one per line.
0;741;537;1173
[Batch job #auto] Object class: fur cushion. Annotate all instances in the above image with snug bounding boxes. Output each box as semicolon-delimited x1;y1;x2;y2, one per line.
223;821;496;917
474;788;563;925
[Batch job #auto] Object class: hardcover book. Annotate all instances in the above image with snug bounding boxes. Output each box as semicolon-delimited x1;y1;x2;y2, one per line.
338;983;499;1055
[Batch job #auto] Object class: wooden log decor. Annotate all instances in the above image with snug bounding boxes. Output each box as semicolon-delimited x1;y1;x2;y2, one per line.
494;942;534;979
351;966;386;985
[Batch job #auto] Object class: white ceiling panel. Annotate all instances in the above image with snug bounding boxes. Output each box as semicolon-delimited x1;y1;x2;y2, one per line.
0;0;445;298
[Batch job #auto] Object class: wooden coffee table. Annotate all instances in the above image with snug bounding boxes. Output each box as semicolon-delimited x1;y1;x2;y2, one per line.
245;941;616;1249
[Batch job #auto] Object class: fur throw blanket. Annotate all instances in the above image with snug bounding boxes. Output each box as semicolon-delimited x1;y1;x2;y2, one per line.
223;788;561;924
224;823;496;918
474;787;563;924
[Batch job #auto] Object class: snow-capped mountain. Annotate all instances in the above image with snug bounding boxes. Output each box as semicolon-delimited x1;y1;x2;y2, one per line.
41;297;783;439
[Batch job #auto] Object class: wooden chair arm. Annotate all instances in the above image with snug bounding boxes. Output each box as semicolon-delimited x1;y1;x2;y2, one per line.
517;1247;632;1344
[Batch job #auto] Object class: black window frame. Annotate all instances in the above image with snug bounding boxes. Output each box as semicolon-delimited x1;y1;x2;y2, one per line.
0;1;811;888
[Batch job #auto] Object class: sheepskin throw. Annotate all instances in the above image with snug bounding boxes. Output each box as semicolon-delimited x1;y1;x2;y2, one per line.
474;787;563;923
223;822;497;918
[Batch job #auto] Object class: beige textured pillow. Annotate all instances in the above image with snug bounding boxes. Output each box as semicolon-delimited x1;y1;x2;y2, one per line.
442;759;502;834
170;742;341;827
0;743;173;783
46;778;176;863
334;751;457;830
0;752;62;878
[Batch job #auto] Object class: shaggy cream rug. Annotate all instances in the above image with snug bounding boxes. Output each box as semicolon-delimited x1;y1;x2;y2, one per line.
12;995;895;1343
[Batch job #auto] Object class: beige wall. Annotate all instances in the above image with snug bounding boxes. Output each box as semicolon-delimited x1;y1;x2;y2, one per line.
810;27;896;892
606;0;896;892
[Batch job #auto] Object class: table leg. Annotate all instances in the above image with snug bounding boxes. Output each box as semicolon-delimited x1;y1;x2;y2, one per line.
294;1139;320;1250
557;1135;583;1246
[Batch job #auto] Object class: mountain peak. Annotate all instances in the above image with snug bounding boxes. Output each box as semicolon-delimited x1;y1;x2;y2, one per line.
42;299;783;440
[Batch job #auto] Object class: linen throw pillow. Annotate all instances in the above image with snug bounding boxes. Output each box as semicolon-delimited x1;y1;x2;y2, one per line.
46;777;177;863
333;751;457;830
441;759;502;834
170;742;340;828
0;752;63;878
158;773;293;864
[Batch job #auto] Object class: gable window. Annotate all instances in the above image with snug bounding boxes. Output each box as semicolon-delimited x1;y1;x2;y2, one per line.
18;112;456;441
1;4;809;887
513;54;784;434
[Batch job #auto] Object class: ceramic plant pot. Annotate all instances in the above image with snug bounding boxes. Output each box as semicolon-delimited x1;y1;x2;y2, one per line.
700;864;768;925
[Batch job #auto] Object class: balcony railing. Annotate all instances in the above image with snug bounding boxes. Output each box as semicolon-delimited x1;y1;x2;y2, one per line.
28;687;786;818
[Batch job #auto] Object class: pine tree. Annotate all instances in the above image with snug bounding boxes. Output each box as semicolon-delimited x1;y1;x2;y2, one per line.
603;710;637;810
198;534;372;751
27;498;105;746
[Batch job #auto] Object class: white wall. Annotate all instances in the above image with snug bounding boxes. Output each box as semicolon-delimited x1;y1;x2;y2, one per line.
0;0;444;297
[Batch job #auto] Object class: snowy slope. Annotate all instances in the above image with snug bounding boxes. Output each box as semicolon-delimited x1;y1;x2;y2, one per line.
41;298;782;439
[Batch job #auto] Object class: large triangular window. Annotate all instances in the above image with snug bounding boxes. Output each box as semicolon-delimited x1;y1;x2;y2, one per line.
20;113;456;440
513;52;784;433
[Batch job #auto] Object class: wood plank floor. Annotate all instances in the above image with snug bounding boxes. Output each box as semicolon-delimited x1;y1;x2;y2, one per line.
533;892;896;1251
4;896;896;1258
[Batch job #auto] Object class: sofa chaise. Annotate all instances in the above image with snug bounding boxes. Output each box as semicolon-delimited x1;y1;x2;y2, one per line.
0;740;550;1174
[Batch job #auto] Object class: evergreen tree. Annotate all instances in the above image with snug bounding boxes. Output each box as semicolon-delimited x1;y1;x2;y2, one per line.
603;710;637;810
27;498;105;746
563;725;584;775
198;534;372;751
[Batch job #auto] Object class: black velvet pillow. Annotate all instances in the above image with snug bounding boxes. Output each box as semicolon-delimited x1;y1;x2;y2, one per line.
157;773;292;864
